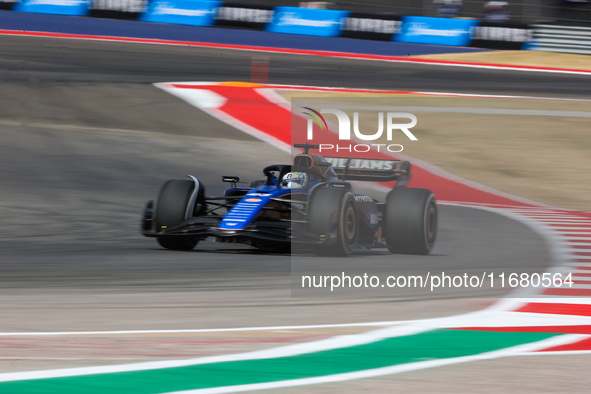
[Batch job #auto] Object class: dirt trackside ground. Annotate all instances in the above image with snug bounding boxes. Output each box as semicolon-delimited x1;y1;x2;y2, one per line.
412;50;591;71
282;92;591;211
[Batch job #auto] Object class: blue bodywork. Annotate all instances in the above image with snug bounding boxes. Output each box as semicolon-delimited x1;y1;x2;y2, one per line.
218;183;379;235
219;187;286;231
142;150;420;253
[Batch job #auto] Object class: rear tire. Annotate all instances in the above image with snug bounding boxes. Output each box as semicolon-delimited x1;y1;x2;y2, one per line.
383;188;437;255
155;179;199;251
309;188;358;256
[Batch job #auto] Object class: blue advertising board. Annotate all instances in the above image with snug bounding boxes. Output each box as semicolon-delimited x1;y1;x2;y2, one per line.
14;0;90;16
395;16;478;46
266;7;350;37
140;0;221;26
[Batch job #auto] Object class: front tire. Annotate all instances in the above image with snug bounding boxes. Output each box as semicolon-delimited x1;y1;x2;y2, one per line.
157;237;198;251
309;188;358;256
155;179;199;250
383;188;437;255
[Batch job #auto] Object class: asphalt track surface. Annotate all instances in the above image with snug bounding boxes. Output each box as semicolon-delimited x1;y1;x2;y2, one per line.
0;36;590;97
0;35;562;373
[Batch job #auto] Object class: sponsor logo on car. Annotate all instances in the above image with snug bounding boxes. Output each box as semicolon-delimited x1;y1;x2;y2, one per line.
354;195;374;203
245;198;262;202
325;158;398;170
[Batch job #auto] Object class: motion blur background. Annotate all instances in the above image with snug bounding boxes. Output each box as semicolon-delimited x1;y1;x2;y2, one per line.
3;0;591;25
0;0;590;392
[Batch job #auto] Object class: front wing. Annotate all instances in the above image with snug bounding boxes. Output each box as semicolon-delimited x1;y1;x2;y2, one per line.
141;201;321;244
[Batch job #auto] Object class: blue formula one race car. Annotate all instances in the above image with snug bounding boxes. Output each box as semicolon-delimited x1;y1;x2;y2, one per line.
141;144;438;256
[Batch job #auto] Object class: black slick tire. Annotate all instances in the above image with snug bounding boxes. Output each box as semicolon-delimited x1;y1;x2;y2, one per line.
155;179;199;251
383;188;437;255
309;188;358;256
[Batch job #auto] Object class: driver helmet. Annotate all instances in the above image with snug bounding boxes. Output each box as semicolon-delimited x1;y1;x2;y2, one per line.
281;172;309;189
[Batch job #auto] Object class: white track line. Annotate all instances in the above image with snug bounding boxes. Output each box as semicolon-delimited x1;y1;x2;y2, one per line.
0;325;433;382
3;308;591;383
162;335;589;394
271;83;591;100
0;321;402;337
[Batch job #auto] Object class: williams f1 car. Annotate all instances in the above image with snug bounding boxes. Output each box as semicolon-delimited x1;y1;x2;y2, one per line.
141;144;438;256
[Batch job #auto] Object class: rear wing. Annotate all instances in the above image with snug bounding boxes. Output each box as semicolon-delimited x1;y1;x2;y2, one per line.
324;157;411;183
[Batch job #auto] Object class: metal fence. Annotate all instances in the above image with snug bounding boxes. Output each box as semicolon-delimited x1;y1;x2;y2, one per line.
531;24;591;54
